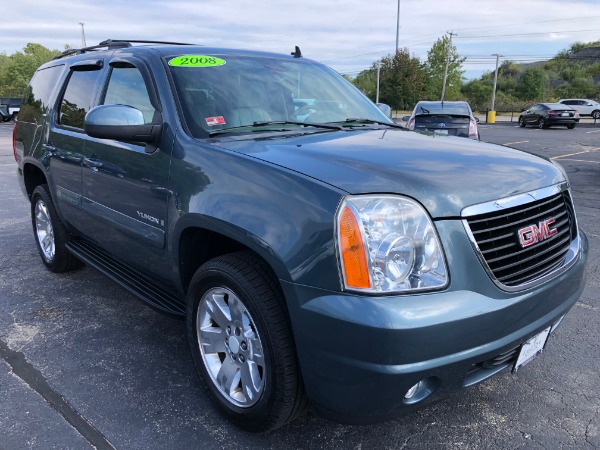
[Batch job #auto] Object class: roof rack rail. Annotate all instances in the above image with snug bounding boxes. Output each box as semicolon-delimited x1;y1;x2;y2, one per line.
53;41;131;60
101;39;195;46
53;39;195;60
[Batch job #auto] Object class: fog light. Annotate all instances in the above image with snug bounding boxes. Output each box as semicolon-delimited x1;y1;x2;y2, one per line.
403;377;441;405
404;381;422;399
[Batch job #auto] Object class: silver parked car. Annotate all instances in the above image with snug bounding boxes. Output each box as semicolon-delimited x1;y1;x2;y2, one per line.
558;98;600;119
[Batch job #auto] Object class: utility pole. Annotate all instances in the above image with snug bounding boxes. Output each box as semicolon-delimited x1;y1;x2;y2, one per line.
395;0;401;54
491;53;502;111
78;22;87;47
440;31;455;102
376;62;381;103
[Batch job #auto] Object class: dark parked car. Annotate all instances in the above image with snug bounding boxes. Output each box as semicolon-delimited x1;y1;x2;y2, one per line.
403;100;480;140
0;105;9;122
519;103;580;129
14;40;588;432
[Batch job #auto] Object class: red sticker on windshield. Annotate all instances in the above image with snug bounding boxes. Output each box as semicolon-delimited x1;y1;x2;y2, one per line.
205;116;226;126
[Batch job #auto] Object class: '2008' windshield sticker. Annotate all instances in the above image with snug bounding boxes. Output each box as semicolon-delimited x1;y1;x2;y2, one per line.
169;55;226;67
205;116;226;126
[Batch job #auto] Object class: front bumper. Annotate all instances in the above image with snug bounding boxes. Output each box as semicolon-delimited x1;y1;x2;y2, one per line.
282;222;588;424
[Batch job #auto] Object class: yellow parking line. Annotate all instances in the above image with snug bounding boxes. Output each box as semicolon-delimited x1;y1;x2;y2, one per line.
551;148;600;159
503;140;529;146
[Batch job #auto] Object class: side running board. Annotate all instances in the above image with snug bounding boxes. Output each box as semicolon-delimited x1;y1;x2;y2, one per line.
67;239;186;317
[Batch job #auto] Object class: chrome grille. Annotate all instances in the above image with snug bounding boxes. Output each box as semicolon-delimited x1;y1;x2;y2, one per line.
465;191;576;287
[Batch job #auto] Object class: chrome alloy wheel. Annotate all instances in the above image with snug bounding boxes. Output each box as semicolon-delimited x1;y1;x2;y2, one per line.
197;287;265;407
34;199;55;261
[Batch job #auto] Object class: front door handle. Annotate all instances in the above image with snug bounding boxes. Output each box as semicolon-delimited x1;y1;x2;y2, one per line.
83;157;103;170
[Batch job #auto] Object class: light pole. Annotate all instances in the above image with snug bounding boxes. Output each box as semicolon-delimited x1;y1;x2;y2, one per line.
78;22;87;47
491;53;502;111
395;0;401;54
376;62;381;103
440;31;455;102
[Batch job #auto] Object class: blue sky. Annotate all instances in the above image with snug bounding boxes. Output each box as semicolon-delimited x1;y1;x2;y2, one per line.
1;0;599;80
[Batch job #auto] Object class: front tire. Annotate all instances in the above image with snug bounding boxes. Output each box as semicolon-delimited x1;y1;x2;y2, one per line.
592;110;600;120
518;116;526;127
30;184;82;273
186;251;309;432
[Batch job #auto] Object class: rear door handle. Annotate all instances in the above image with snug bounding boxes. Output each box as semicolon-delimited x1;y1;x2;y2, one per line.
42;143;57;155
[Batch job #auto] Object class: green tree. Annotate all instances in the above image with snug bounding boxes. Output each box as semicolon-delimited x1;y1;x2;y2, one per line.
461;78;492;110
352;67;378;100
378;49;428;110
351;49;428;110
516;68;549;100
0;43;61;97
425;35;465;100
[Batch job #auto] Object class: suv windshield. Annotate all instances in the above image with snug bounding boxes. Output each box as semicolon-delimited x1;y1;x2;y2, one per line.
168;54;390;138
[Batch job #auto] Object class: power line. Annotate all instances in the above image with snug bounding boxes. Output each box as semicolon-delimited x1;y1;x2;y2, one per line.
457;29;600;39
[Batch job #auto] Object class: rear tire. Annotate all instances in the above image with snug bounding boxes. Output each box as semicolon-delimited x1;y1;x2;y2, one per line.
567;124;576;129
186;251;309;432
538;118;547;129
31;184;82;273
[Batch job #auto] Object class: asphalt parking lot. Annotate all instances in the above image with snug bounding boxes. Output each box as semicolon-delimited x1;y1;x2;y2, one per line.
0;120;598;449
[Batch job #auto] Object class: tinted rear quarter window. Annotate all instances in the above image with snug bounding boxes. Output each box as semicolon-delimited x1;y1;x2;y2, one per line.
19;64;64;123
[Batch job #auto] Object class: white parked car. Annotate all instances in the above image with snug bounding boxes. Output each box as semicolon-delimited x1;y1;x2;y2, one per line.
558;99;600;119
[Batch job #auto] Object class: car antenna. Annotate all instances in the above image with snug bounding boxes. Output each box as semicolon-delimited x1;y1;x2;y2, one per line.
291;46;302;58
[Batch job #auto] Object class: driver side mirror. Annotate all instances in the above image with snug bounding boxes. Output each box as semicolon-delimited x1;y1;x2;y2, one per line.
401;116;410;122
84;105;162;149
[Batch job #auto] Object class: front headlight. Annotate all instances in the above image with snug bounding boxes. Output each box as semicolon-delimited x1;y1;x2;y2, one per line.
336;195;448;293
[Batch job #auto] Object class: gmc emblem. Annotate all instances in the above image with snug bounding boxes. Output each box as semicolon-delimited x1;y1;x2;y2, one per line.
518;218;558;248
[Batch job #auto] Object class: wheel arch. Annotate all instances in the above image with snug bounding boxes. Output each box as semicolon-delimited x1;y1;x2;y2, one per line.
23;162;48;200
175;215;291;297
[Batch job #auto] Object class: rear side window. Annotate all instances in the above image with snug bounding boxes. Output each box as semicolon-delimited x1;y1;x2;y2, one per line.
59;70;102;129
103;65;155;123
19;65;64;123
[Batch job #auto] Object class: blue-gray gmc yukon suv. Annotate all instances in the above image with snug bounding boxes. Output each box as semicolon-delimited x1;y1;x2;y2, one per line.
13;40;588;431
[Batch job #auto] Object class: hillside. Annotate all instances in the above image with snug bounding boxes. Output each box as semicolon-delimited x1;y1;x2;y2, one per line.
462;41;600;111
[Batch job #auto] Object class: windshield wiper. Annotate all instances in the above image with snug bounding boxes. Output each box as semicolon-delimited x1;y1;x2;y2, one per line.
209;120;342;136
340;118;403;128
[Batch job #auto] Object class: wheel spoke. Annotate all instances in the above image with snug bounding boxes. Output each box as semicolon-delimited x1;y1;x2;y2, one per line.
205;293;232;329
42;235;52;251
217;358;239;394
36;212;48;228
228;295;245;324
240;361;262;402
199;327;226;354
250;337;265;368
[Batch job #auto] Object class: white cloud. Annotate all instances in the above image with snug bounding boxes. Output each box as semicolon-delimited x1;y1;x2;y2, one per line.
1;0;599;78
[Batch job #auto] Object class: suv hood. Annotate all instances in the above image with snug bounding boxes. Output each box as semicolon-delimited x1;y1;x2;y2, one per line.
217;128;565;218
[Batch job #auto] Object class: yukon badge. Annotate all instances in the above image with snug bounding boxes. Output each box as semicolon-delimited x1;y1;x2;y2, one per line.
517;218;557;248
